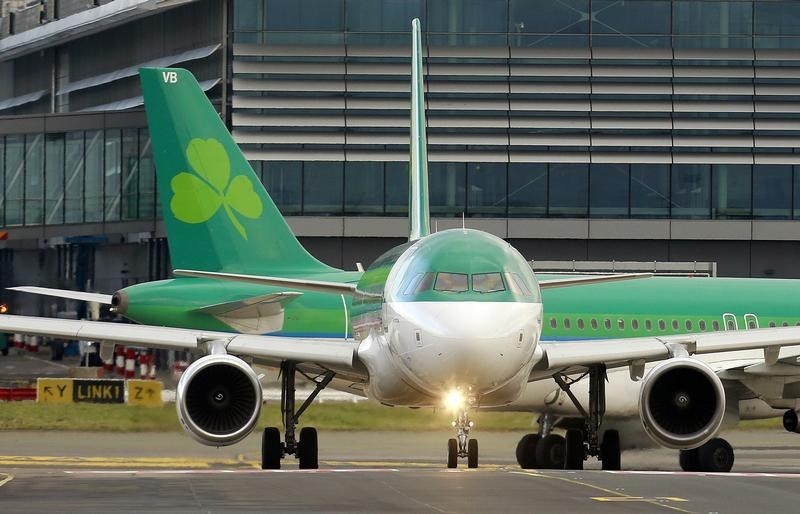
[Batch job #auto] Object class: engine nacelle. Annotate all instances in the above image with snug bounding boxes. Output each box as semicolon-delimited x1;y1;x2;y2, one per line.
783;409;800;433
639;358;725;449
176;354;262;446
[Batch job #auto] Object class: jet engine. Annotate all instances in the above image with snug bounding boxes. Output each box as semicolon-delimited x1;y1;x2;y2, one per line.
638;358;725;449
783;409;800;433
176;354;262;446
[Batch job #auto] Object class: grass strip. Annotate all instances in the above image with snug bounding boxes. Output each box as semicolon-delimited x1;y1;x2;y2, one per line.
0;401;784;432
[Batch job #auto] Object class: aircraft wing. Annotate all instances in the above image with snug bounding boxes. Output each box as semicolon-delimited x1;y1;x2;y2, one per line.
173;269;357;295
0;314;360;371
532;325;800;380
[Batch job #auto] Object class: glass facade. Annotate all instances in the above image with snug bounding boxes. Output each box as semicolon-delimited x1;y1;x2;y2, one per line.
233;0;800;49
0;130;156;227
6;131;800;224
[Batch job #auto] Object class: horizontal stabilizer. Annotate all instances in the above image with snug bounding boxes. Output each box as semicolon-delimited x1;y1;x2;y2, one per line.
538;273;652;290
174;269;357;296
193;292;303;334
8;286;112;305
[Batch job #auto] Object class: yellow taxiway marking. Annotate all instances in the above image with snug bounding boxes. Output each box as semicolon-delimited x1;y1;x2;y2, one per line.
0;473;14;488
0;456;261;470
512;471;697;514
593;497;689;503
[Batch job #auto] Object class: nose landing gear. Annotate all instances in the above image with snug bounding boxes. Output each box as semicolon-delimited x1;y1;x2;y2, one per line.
447;409;479;468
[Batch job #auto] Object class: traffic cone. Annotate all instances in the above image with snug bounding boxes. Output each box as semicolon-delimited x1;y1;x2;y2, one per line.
124;348;136;379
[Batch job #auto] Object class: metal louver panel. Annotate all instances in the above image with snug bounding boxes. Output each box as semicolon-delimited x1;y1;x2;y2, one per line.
232;44;800;164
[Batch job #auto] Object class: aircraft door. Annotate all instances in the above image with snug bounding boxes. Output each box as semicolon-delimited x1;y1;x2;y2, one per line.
743;313;758;330
722;313;738;331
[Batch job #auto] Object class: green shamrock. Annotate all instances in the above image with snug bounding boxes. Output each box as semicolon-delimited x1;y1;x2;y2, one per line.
170;138;263;239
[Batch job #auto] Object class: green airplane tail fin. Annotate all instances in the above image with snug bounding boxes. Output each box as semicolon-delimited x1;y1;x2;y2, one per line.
139;68;335;275
408;18;431;241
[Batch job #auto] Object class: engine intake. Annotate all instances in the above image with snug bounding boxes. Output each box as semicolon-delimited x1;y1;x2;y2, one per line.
639;358;725;449
176;354;262;446
784;409;800;433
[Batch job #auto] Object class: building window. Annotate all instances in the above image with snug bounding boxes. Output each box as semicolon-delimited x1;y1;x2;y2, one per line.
345;162;384;215
430;162;466;216
631;164;669;218
508;163;546;217
672;164;710;219
468;163;507;217
590;163;629;218
753;165;792;219
713;165;751;219
303;162;343;215
549;164;588;217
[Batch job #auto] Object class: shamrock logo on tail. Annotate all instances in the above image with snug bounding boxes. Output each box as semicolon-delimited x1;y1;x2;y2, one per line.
170;138;263;239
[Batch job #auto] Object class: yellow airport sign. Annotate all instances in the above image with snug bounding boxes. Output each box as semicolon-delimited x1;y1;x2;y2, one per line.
36;378;73;404
72;379;125;403
126;380;163;407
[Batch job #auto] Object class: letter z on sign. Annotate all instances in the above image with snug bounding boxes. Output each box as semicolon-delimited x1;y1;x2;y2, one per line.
162;71;178;83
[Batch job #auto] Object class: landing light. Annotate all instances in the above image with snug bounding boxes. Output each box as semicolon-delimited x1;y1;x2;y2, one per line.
444;389;465;411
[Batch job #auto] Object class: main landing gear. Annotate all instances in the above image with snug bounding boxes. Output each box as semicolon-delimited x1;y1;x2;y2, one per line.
516;366;621;471
447;409;479;469
261;361;335;470
679;438;734;472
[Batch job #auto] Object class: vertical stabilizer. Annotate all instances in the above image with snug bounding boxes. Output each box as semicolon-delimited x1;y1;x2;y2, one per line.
408;18;431;241
139;68;336;275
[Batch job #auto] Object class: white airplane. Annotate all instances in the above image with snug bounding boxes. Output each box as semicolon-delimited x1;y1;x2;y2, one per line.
4;19;800;472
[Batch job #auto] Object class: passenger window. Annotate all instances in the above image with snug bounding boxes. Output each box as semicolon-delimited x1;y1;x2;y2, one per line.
505;272;532;296
473;273;505;293
672;320;679;330
550;318;558;329
617;319;625;330
577;319;585;330
645;319;652;331
604;319;611;330
769;321;776;328
685;320;692;331
434;273;468;293
591;319;598;330
782;321;789;327
712;320;720;331
796;322;800;326
632;319;639;330
658;320;666;330
564;318;571;329
747;320;756;329
699;320;707;331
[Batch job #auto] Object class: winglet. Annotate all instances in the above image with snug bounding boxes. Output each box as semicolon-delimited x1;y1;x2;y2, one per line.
408;18;430;241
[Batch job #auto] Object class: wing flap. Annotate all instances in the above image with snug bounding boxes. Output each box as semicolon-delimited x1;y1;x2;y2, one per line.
536;325;800;378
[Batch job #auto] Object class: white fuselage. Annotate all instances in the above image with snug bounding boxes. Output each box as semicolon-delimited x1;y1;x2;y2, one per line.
357;301;542;407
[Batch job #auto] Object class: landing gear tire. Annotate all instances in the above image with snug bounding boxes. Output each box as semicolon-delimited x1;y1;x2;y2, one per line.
697;438;734;473
536;434;566;469
600;429;621;471
298;427;319;469
516;434;540;469
467;439;479;469
565;429;585;470
261;427;282;470
447;438;458;469
679;448;700;472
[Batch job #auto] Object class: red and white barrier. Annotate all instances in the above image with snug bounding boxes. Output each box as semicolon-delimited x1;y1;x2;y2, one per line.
13;334;24;350
124;348;136;379
171;360;188;383
114;345;125;376
26;335;38;353
148;358;157;380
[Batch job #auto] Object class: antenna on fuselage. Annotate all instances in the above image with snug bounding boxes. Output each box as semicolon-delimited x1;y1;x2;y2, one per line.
408;18;431;242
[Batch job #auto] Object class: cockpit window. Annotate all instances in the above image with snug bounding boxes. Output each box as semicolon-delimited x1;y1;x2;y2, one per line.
472;273;505;293
504;272;532;296
434;272;469;293
402;272;435;295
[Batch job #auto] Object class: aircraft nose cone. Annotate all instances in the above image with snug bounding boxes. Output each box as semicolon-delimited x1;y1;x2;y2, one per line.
388;301;540;394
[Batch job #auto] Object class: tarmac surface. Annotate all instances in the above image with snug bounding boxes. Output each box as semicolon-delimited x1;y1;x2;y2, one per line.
2;430;800;513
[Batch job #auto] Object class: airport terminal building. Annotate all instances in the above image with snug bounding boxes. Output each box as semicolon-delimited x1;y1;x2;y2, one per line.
2;0;800;311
